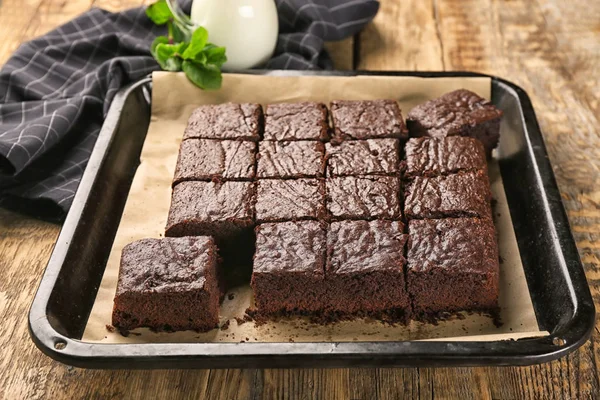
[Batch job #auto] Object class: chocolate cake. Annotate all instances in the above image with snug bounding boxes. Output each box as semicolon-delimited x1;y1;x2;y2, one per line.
330;99;408;141
404;136;487;178
326;176;401;220
403;170;492;220
165;181;254;239
251;221;327;314
255;179;326;223
257;141;325;179
183;103;262;141
325;220;410;316
325;139;400;176
406;218;499;316
173;139;256;185
406;89;503;154
112;237;220;332
263;102;329;141
117;94;504;332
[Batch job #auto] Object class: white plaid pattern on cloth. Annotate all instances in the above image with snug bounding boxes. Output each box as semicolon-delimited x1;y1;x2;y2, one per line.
0;1;378;220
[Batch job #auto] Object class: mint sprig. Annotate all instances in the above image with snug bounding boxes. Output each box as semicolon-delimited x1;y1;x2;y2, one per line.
146;0;226;90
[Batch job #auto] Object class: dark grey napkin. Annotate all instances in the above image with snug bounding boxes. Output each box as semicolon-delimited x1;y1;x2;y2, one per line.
0;1;378;220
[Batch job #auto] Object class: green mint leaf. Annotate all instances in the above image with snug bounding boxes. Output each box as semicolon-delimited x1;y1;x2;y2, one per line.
154;42;187;71
204;45;227;67
181;27;209;60
163;57;183;71
150;36;169;59
146;0;173;25
182;60;222;90
193;52;207;65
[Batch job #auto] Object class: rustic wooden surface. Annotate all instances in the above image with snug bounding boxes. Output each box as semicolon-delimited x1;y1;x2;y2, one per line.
0;0;599;398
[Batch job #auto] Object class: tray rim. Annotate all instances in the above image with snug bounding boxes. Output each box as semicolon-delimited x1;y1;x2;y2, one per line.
28;70;595;369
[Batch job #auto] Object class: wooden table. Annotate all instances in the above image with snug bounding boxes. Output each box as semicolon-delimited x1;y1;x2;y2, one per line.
1;0;598;398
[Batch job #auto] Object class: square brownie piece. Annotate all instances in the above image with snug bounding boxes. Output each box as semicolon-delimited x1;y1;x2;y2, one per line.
173;139;256;185
263;102;328;141
255;179;325;223
404;136;487;179
326;139;400;177
112;237;220;332
183;103;262;141
326;220;410;316
326;176;401;220
165;181;254;239
406;89;503;154
257;141;325;179
407;218;499;315
330;99;408;141
403;170;492;220
251;221;327;314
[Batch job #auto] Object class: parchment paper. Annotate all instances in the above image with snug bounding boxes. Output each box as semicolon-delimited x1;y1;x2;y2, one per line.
82;72;547;344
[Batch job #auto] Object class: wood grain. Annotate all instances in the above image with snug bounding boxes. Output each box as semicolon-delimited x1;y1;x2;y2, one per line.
0;0;599;398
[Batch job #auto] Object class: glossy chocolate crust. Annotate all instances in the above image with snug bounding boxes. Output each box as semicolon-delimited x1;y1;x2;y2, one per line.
263;102;329;141
255;179;326;223
257;141;325;179
251;221;327;314
173;139;256;185
326;176;401;220
326;220;407;274
404;136;487;178
253;221;326;274
407;218;499;314
330;99;408;141
112;237;220;332
403;170;492;220
165;181;255;238
325;220;410;315
183;103;262;141
406;89;503;154
325;139;400;176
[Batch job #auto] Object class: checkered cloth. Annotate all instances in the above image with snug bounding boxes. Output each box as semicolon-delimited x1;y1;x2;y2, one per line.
0;0;378;220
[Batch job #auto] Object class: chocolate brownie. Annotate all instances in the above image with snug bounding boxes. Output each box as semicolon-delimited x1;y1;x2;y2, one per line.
173;139;256;185
183;103;262;141
263;102;328;141
406;89;503;154
257;141;325;179
330;99;408;141
326;176;401;220
407;218;499;315
325;220;410;315
325;139;400;177
251;221;327;314
404;136;487;178
165;181;254;239
403;170;492;220
112;237;220;332
255;179;325;223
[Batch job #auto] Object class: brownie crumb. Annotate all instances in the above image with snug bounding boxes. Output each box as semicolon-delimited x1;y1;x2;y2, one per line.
228;293;235;301
235;317;247;326
245;308;267;326
105;324;116;333
220;320;231;331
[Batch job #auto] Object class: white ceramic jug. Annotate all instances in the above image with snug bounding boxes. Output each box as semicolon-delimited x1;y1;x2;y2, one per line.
167;0;279;71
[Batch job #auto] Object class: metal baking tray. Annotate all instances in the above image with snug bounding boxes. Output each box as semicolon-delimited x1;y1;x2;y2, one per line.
28;71;595;368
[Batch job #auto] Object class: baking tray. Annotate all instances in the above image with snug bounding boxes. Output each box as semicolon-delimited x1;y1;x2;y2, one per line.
28;71;595;368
